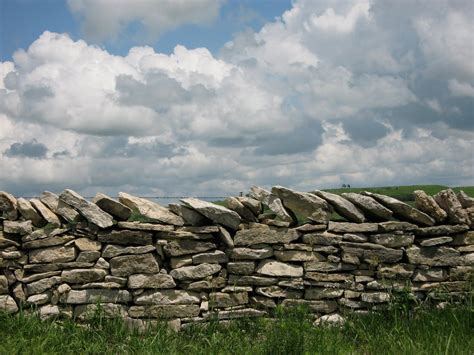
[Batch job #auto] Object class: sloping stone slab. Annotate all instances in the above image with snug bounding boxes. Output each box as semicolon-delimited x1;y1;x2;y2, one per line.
17;198;45;226
369;233;414;248
181;198;241;229
413;190;447;223
312;190;365;223
237;197;262;215
267;195;296;223
339;242;403;264
457;190;474;208
248;186;271;205
168;204;210;226
92;193;131;221
61;269;107;284
40;191;81;223
119;192;184;226
59;189;114;228
225;197;256;222
341;193;392;220
30;198;61;227
362;191;435;226
256;260;303;277
234;224;299;246
434;189;470;225
0;191;18;220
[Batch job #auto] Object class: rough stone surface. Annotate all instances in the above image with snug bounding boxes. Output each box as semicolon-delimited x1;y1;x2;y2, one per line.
369;233;414;248
4;220;33;235
413;190;447;223
0;191;18;220
0;295;18;314
110;253;160;277
61;269;107;284
272;186;329;222
312;190;365;223
180;198;241;229
59;189;114;228
406;246;461;266
134;290;199;305
234;225;299;246
40;191;81;223
128;274;176;289
255;260;303;277
328;222;378;233
192;250;228;264
434;189;470;225
416;224;469;236
119;192;184;226
163;240;217;257
248;186;271;205
228;247;274;260
98;230;153;246
92;193;132;220
267;195;295;223
457;190;474;208
17;198;45;226
209;292;248;308
170;263;221;280
62;289;132;304
129;305;200;319
420;237;453;247
225;197;256;222
30;199;61;227
102;244;155;258
168;204;209;226
29;246;76;263
237;197;262;216
341;193;393;220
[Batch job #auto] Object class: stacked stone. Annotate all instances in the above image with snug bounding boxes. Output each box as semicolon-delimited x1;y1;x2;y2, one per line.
0;186;472;330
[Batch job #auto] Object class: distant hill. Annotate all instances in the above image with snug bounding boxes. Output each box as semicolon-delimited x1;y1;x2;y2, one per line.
323;185;474;202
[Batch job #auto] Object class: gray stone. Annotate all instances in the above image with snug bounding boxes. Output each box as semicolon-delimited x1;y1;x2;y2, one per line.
181;226;220;234
248;186;271;205
59;189;114;228
237;196;262;215
420;237;453;247
339;242;403;264
192;250;228;264
61;269;107;284
416;224;469;237
369;233;414;248
227;261;255;275
377;264;415;279
312;190;365;223
23;235;75;249
102;244;155;258
378;221;419;232
0;295;18;314
39;304;61;320
119;192;184;226
94;258;110;269
156;230;213;240
255;286;302;299
363;191;435;226
4;220;33;235
17;198;45;226
0;232;20;248
267;195;295;223
128;274;176;289
163;240;217;257
274;250;325;262
184;277;227;291
295;224;327;233
412;268;446;282
302;231;343;245
281;299;337;314
76;251;101;262
305;288;344;300
406;246;461;266
228;246;274;260
27;293;50;305
62;289;131;304
40;191;81;223
168;204;209;226
30;198;61;227
134;289;200;305
413;190;447;223
225;197;256;221
304;273;354;282
73;238;101;251
434;189;470;225
170;256;193;269
74;303;128;320
256;260;303;277
328;221;379;233
234;224;299;246
314;313;346;327
26;276;62;295
0;276;8;294
116;221;174;232
180;198;240;229
250;296;277;309
360;292;390;303
457;190;474;208
169;263;221;280
228;275;278;286
217;226;234;248
206;308;267;320
209;292;248;308
129;305;200;319
98;230;153;245
0;191;18;220
92;193;132;220
110;253;160;277
341;193;393;220
304;261;355;272
271;186;330;222
29;246;76;263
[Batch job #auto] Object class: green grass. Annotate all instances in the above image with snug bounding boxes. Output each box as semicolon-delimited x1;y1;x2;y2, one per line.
1;304;472;354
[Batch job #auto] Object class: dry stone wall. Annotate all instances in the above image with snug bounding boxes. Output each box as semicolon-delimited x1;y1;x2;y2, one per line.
0;186;473;330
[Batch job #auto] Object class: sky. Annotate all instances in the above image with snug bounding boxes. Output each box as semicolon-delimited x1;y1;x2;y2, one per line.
0;0;473;198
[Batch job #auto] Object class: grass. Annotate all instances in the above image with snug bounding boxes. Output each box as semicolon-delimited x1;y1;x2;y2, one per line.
1;304;472;354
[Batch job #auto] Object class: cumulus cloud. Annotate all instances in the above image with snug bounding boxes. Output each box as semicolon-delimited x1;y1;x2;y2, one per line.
0;0;473;197
67;0;224;42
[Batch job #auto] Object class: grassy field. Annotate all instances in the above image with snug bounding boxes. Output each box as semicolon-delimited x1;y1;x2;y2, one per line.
0;303;472;354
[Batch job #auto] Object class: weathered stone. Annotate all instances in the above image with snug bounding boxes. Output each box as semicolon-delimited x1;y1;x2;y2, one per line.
156;230;213;241
248;186;271;205
304;272;354;282
92;193;132;220
255;286;302;299
274;250;325;262
61;269;107;284
94;258;110;269
406;246;461;266
304;261;355;272
360;292;390;303
206;308;267;320
328;222;379;233
369;233;414;248
22;227;68;242
4;220;33;235
314;313;345;327
102;244;155;258
420;237;453;247
0;295;18;313
237;196;262;215
262;218;291;227
434;189;470;225
180;198;240;229
74;238;101;251
184;277;227;291
209;292;248;308
74;303;128;320
256;260;303;277
274;243;313;251
119;192;184;226
27;293;50;305
23;234;74;249
228;275;278;286
225;197;256;221
342;233;368;243
128;274;176;289
412;268;446;282
163;240;216;257
29;246;76;263
192;250;228;264
134;289;200;305
40;191;81;223
268;195;295;223
170;256;193;269
179;225;220;234
450;231;474;245
234;224;299;246
30;198;61;227
249;296;277;309
228;247;274;260
303;231;343;245
341;193;393;220
168;204;209;226
457;190;474;208
62;289;131;304
117;221;174;232
217;225;234;248
227;261;255;275
17;198;45;226
77;251;101;262
378;221;419;232
98;230;153;245
312;190;365;223
0;191;18;220
305;288;344;300
295;224;327;233
448;266;474;281
413;190;447;223
363;191;435;226
377;264;415;279
416;224;469;237
339;242;403;264
0;232;20;248
0;276;8;294
26;276;61;295
338;298;368;309
110;253;160;277
170;263;221;280
129;305;200;319
271;186;330;222
281;299;338;314
39;304;61;320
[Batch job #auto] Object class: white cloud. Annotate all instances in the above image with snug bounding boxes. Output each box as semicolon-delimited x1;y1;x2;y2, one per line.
67;0;224;41
448;79;474;98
